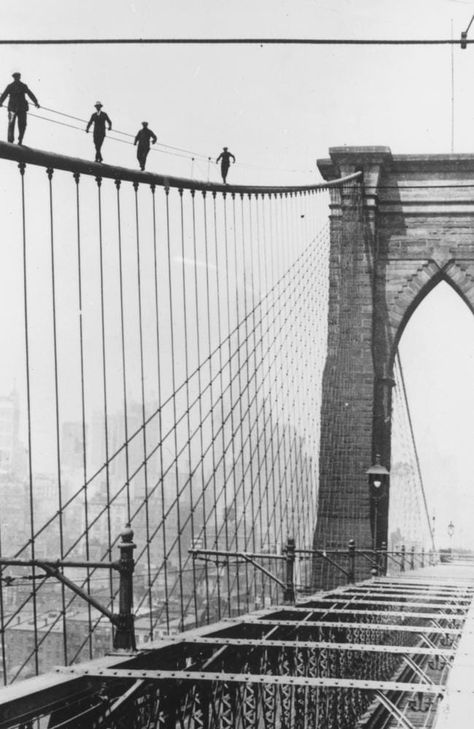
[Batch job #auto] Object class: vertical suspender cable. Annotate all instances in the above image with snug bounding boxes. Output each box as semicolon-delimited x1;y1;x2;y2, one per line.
277;192;291;544
246;193;260;603
231;192;246;610
285;192;299;541
225;192;240;607
73;172;93;657
254;194;269;599
133;181;154;636
46;168;68;664
115;180;131;523
96;176;114;609
178;189;198;626
278;192;289;547
215;191;233;613
269;193;284;552
303;190;313;550
260;193;276;599
240;194;256;584
263;191;279;594
221;192;233;612
270;191;284;563
286;192;300;544
202;190;222;616
165;187;185;628
150;184;170;632
19;162;39;675
192;190;210;623
211;191;226;619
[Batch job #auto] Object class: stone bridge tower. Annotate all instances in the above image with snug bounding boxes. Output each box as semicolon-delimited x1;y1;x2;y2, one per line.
313;146;474;586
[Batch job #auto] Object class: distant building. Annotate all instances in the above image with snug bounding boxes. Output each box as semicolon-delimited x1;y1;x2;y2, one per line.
0;389;24;475
62;421;86;473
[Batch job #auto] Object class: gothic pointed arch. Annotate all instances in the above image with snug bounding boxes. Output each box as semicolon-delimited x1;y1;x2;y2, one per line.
313;145;474;588
388;260;474;366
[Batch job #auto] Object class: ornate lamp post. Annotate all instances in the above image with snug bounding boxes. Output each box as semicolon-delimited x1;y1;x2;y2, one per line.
366;455;390;550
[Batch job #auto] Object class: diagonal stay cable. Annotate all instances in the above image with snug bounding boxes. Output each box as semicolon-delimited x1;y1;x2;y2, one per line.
13;218;326;559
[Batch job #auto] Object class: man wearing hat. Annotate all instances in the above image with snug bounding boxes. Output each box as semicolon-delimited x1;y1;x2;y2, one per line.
216;146;236;184
85;102;112;163
0;72;40;145
134;121;157;171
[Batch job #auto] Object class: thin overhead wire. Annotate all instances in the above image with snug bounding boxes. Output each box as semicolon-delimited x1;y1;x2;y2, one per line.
0;37;472;45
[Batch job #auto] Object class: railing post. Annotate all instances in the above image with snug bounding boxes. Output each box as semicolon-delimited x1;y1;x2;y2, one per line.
410;546;415;570
113;524;137;651
347;539;355;584
421;547;425;568
400;545;406;572
374;545;381;576
283;537;295;604
380;541;387;575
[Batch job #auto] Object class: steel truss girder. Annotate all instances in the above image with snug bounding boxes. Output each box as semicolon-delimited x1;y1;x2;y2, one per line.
322;590;472;600
372;579;474;587
240;607;466;620
346;594;470;603
163;636;455;656
57;666;447;694
294;598;469;609
237;619;462;633
345;585;474;595
330;591;472;602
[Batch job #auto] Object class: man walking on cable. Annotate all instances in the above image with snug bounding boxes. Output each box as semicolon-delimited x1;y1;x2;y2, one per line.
86;102;112;163
216;147;236;184
134;121;157;171
0;72;40;145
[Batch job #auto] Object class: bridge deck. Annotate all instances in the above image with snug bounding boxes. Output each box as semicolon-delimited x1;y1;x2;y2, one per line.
1;561;474;728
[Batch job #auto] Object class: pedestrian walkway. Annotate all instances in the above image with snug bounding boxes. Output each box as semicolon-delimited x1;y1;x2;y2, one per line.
1;560;474;728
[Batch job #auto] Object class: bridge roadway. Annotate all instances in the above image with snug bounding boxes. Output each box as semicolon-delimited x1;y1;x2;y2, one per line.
1;561;474;728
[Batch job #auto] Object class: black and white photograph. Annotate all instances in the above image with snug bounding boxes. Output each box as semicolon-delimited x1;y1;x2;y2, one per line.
0;2;473;727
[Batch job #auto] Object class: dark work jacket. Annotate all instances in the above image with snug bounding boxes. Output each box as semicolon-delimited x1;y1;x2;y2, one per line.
86;112;112;136
216;150;236;167
134;127;157;149
0;80;39;112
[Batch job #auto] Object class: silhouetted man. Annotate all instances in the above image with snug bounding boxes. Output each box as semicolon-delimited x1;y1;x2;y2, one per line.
216;146;236;184
0;72;40;145
86;102;112;162
134;121;157;170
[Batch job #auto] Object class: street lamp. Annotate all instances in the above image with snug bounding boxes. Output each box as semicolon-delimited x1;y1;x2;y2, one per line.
366;454;390;550
447;521;455;554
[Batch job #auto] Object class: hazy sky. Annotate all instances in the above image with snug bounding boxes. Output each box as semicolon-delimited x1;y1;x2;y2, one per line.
1;0;474;183
2;0;474;546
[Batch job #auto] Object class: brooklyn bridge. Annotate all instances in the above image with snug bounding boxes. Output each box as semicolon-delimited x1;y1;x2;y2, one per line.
0;140;472;728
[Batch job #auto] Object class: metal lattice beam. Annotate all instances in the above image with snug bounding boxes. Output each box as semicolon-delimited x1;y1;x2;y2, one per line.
56;666;448;694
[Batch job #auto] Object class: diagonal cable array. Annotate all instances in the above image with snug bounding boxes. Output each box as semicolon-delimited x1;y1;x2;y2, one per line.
0;147;351;682
390;353;434;552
